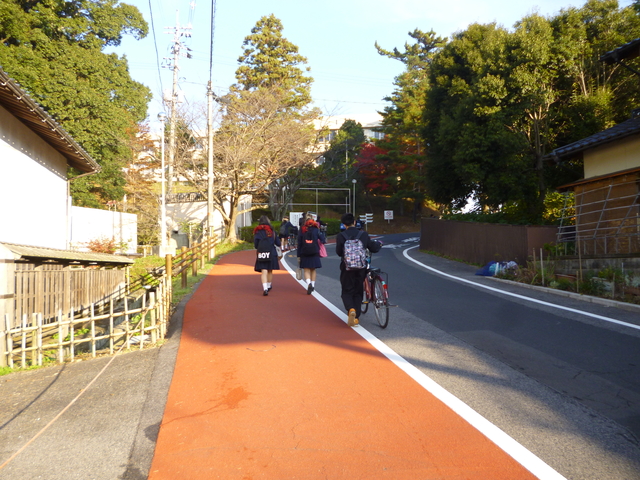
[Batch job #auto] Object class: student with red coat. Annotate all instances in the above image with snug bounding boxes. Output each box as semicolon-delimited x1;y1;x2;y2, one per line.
297;214;326;295
253;215;281;296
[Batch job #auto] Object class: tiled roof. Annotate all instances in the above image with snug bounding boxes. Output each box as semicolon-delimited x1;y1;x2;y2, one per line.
600;38;640;64
0;67;100;174
548;111;640;160
1;242;133;266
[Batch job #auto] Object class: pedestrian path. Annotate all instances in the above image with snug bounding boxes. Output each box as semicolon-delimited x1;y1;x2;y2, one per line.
147;250;542;479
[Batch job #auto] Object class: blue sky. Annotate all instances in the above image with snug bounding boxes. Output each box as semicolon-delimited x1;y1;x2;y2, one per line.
111;0;634;126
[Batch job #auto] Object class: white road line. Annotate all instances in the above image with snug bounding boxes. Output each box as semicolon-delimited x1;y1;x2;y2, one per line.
280;253;566;480
402;246;640;332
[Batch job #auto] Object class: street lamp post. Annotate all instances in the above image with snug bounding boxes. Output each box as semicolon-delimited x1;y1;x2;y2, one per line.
352;178;357;215
158;112;167;256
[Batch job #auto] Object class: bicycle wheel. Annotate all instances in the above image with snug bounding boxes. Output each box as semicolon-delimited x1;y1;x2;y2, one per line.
361;277;370;314
373;276;389;328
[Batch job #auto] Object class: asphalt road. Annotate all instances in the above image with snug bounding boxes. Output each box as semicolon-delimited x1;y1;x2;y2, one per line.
2;236;640;480
284;231;640;480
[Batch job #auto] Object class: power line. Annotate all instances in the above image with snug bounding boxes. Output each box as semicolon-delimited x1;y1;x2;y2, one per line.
148;0;164;102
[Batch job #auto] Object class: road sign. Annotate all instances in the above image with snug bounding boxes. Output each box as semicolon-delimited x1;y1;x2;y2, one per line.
360;213;373;224
384;210;394;220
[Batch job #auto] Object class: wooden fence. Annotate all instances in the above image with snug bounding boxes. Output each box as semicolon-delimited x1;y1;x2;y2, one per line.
13;264;126;329
420;218;558;265
1;235;217;367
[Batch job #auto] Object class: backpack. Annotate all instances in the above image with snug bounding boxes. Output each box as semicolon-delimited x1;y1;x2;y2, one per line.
300;228;319;256
279;222;287;236
341;230;366;270
256;233;273;260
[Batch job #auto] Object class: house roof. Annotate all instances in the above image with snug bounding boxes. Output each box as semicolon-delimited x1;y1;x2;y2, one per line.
0;67;100;174
1;242;133;266
547;111;640;160
556;165;640;192
600;38;640;64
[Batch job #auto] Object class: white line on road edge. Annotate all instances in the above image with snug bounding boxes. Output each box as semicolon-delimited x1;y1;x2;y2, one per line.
280;253;566;480
403;245;640;332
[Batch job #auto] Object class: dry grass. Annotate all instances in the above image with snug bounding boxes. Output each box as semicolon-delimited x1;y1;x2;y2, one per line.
368;215;422;234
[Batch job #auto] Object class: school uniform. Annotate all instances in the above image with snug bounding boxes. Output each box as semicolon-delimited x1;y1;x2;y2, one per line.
253;225;281;272
297;223;325;269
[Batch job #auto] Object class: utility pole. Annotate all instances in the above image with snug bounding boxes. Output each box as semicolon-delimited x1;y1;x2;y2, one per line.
163;11;192;194
207;81;214;239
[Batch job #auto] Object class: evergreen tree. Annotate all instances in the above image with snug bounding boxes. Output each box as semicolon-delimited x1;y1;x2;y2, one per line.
233;14;313;109
0;0;151;207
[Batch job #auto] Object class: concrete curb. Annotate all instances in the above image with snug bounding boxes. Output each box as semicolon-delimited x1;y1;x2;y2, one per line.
489;276;640;314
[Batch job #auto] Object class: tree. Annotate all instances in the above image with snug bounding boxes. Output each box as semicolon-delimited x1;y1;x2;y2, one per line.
321;119;366;184
231;14;316;218
374;29;446;219
421;0;640;222
0;0;151;208
233;14;313;109
213;87;319;240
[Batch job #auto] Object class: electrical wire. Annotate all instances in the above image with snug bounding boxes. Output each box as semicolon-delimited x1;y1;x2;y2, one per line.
148;0;164;107
209;0;217;84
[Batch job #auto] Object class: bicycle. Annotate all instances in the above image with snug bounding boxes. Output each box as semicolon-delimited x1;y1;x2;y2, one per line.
286;227;298;251
361;251;390;328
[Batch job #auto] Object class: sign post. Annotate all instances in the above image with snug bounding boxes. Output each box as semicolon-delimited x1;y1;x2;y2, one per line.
360;213;373;230
384;210;394;224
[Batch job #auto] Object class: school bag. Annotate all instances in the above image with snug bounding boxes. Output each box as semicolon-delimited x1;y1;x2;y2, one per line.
300;228;319;256
256;233;273;260
279;222;287;236
341;230;366;270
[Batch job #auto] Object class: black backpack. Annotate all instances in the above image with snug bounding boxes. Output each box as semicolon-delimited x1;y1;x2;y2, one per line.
299;228;319;256
256;234;273;260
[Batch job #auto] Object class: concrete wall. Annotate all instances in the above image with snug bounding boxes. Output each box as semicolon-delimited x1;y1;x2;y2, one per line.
0;105;69;249
166;194;252;242
584;135;640;178
70;206;138;254
420;218;558;266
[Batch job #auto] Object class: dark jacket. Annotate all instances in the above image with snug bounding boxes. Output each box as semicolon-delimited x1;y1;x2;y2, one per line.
297;221;326;269
279;220;294;237
253;225;281;272
336;226;381;270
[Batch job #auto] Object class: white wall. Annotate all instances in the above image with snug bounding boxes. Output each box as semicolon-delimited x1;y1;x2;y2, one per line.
70;206;138;254
166;194;252;241
0;105;69;249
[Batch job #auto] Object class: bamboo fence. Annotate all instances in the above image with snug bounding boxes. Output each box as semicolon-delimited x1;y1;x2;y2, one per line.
2;235;217;367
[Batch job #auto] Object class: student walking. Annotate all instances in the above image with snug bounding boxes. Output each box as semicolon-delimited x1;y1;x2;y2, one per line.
278;216;294;251
297;214;326;295
336;213;381;326
253;215;281;296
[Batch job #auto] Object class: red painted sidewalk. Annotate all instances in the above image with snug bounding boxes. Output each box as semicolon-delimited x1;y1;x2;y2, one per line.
148;250;538;479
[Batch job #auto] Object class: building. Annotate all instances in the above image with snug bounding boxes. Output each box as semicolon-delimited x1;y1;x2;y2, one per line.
551;109;640;258
312;113;384;156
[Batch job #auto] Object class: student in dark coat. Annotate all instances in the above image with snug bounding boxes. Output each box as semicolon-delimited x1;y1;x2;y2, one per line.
297;214;326;295
336;212;381;326
253;215;281;296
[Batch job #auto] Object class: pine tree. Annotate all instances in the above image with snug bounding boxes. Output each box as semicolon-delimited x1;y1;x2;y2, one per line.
233;14;313;108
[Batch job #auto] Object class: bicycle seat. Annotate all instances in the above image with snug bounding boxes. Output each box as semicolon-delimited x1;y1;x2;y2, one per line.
368;267;381;274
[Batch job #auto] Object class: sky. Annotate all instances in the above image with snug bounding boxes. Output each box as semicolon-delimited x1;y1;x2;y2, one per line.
110;0;635;129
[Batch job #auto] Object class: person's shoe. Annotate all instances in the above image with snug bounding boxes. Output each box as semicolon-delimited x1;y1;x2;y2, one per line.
263;289;269;296
307;284;314;295
268;286;272;292
347;309;359;327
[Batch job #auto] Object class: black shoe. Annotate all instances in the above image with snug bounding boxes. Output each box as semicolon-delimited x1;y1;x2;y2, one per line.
307;284;314;295
268;286;272;291
263;289;269;296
